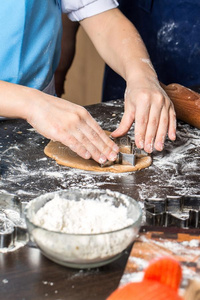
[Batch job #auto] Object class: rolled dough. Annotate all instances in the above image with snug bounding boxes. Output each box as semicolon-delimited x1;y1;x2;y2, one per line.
44;133;152;173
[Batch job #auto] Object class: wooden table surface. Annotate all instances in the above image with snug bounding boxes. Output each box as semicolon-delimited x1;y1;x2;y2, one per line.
0;97;199;300
0;244;131;300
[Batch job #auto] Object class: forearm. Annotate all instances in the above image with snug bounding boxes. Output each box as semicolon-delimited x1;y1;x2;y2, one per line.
0;80;37;119
81;8;156;82
81;8;176;153
0;80;119;163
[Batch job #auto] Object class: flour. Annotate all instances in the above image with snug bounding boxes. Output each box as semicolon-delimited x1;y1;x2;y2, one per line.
140;58;155;72
29;191;141;266
157;21;179;47
33;196;134;234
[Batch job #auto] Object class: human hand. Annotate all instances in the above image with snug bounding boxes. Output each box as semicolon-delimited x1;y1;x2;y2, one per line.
27;92;119;163
111;77;176;153
81;8;176;153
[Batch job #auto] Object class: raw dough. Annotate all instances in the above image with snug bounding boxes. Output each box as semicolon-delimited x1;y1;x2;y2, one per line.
44;132;152;173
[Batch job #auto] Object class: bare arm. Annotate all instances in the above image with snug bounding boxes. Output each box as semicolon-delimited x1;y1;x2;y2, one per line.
81;8;176;153
0;80;118;163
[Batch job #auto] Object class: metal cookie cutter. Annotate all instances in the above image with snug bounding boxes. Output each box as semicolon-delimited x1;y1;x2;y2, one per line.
145;195;200;228
0;192;28;249
100;134;147;167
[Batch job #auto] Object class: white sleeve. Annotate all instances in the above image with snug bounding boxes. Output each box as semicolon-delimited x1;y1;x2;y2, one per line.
61;0;119;21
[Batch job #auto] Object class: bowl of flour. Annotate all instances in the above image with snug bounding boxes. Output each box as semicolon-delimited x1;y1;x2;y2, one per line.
25;189;142;269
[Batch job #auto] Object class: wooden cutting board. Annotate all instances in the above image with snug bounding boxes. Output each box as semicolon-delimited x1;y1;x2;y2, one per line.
120;227;200;294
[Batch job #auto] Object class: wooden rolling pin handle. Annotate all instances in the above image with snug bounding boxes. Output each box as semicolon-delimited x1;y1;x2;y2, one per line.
184;280;200;300
160;82;200;129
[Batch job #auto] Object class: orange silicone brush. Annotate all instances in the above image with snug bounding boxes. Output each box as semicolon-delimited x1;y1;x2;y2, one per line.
107;256;183;300
143;256;182;291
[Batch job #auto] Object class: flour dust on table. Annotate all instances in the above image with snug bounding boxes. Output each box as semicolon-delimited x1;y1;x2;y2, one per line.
0;102;199;203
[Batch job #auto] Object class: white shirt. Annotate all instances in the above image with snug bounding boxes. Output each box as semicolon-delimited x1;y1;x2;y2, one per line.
62;0;119;21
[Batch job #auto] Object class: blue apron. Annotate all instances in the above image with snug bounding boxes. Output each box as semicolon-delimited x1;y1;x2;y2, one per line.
103;0;200;101
0;0;62;92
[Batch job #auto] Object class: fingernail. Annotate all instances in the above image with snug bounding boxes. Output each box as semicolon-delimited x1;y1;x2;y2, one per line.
171;133;176;140
138;140;144;149
99;154;107;164
109;151;118;161
156;142;163;151
113;144;119;152
145;143;153;153
85;151;91;159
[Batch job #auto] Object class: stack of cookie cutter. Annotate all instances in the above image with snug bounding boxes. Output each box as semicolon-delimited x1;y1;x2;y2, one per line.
0;192;28;249
145;195;200;228
100;134;148;167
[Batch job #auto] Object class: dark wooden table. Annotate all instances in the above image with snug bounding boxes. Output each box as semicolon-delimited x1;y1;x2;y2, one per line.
0;98;199;300
0;244;130;300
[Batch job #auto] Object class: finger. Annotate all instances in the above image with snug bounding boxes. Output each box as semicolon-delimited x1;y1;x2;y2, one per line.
86;122;119;154
63;106;118;163
154;108;169;152
154;101;176;151
75;126;118;164
81;107;119;152
134;99;151;149
60;133;92;160
144;104;163;153
82;109;120;155
168;105;176;141
62;130;106;164
111;109;135;138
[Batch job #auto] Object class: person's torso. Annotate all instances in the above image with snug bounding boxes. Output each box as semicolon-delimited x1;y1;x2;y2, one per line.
119;0;200;86
0;0;62;91
103;0;200;101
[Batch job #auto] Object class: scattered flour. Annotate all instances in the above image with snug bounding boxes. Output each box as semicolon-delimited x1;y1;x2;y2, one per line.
140;58;155;71
0;107;199;206
2;279;9;284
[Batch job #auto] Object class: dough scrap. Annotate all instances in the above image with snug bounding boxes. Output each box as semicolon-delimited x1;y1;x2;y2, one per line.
44;133;152;173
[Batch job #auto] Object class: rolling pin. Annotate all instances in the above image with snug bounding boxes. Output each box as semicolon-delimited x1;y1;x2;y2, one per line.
161;82;200;129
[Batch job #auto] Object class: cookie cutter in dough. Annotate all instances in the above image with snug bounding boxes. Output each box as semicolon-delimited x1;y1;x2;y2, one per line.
100;134;148;167
145;195;200;228
0;192;28;249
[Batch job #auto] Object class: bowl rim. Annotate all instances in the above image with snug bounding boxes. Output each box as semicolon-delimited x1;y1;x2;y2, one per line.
25;188;142;236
